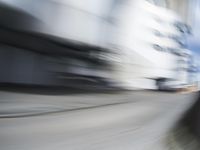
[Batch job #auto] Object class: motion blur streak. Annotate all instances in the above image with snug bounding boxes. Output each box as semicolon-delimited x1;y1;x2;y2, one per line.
0;0;200;150
0;0;198;89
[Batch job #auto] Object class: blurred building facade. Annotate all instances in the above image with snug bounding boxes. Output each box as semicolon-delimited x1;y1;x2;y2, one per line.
106;0;195;89
0;0;197;90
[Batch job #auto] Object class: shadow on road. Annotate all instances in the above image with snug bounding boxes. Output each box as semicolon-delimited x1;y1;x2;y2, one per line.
0;83;123;95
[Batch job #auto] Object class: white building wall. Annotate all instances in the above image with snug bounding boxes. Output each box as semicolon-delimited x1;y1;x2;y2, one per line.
107;0;182;89
0;0;193;89
0;0;115;47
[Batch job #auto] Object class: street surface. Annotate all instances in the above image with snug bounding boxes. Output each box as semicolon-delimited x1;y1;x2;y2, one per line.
0;89;198;150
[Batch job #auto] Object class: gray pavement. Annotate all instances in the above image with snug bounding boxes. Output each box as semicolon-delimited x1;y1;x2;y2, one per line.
0;90;198;150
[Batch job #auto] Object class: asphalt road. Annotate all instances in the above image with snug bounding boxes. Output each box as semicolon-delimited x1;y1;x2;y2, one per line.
0;90;198;150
